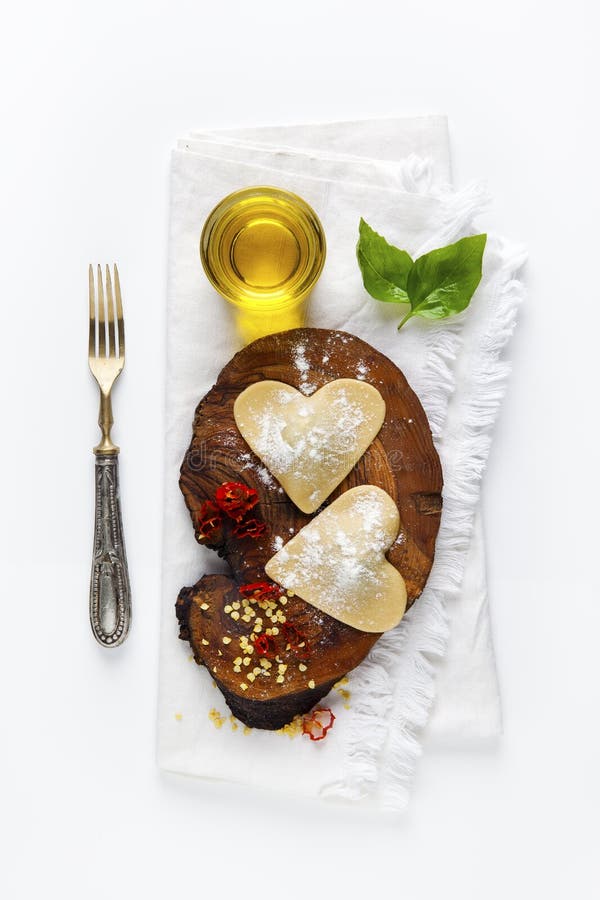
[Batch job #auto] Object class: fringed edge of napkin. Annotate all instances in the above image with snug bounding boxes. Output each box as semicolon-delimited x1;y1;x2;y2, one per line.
322;172;526;810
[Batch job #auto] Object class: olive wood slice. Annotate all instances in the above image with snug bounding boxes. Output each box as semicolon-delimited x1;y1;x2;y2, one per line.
177;328;442;730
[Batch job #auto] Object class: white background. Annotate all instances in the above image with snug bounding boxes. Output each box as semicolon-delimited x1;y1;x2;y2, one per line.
1;1;598;897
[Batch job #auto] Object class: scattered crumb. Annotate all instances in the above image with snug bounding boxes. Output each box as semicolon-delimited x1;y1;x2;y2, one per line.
208;708;226;729
334;676;351;708
277;715;304;738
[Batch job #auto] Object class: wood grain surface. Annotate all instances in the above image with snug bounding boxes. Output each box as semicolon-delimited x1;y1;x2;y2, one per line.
176;328;442;729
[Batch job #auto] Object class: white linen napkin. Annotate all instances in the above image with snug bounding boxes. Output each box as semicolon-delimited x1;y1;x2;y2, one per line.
158;117;525;809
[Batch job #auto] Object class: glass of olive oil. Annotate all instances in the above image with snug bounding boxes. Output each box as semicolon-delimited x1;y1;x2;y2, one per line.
200;186;326;342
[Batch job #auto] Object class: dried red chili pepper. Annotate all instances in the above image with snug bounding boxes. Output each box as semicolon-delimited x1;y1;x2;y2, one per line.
282;622;311;657
253;634;277;658
233;517;266;539
282;622;305;647
214;482;259;521
195;500;223;543
198;499;220;519
239;581;282;602
302;707;336;742
196;518;222;543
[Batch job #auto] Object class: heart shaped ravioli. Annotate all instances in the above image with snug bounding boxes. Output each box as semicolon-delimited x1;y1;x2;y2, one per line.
265;485;407;633
233;378;386;513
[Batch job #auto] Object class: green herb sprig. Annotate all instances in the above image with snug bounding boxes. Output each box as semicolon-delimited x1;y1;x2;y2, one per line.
357;219;487;330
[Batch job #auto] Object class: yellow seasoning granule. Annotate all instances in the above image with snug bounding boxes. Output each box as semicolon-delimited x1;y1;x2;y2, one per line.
277;715;304;739
208;708;226;729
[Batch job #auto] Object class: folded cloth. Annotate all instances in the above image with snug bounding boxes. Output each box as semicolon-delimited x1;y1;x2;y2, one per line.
158;117;525;809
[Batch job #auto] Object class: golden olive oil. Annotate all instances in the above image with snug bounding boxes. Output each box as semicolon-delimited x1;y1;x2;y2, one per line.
200;187;326;341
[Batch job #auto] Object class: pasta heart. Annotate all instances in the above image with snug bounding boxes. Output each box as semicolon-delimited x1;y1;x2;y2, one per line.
233;378;385;513
265;485;407;633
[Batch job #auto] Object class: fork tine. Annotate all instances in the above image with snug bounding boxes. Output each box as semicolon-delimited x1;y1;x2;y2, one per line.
88;264;96;358
105;265;116;358
114;264;125;358
97;265;106;357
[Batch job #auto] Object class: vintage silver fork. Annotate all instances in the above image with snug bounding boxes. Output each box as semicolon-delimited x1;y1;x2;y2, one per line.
88;264;131;647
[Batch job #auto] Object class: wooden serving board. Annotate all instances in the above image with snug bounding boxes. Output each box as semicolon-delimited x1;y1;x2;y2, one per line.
176;328;442;729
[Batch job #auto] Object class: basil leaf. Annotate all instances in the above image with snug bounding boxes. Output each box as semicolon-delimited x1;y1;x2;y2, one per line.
406;233;487;321
356;218;413;304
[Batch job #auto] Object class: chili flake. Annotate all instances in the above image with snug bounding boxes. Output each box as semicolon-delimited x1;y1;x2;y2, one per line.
214;482;259;521
302;707;336;742
253;634;277;658
195;500;223;543
239;581;282;603
283;622;311;657
233;518;267;539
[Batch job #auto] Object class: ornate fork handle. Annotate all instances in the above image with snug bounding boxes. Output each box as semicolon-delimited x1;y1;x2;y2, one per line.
90;453;131;647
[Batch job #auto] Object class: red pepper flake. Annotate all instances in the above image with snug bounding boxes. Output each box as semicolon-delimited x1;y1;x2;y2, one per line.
199;499;220;518
302;707;336;742
282;622;305;647
233;518;266;539
195;500;223;543
254;634;277;658
240;581;282;602
214;482;259;522
283;622;311;657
